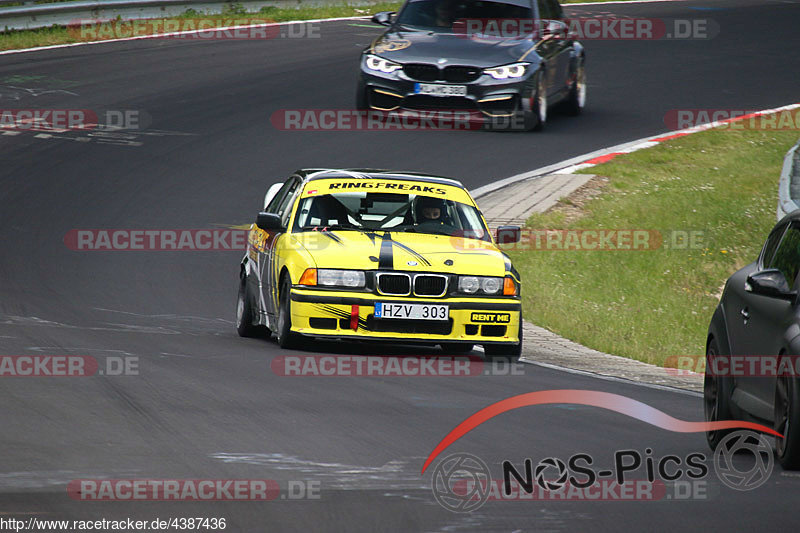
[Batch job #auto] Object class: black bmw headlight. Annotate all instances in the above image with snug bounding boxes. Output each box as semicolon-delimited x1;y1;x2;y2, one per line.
364;54;403;74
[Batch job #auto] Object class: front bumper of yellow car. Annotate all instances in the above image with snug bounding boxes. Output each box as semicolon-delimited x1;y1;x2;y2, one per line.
289;288;521;345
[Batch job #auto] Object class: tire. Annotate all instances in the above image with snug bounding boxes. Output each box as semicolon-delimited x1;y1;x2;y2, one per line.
774;361;800;469
276;275;302;350
529;73;547;131
483;321;522;362
236;275;260;338
440;343;475;355
704;338;733;450
484;73;545;132
563;59;586;116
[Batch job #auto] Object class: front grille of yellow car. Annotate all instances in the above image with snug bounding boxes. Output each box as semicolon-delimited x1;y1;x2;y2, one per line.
376;273;412;296
376;273;449;297
413;275;448;297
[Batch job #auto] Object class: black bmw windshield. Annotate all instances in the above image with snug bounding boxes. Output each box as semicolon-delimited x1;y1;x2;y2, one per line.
395;0;534;31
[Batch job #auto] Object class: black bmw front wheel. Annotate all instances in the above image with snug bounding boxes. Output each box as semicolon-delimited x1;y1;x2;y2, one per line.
704;338;733;450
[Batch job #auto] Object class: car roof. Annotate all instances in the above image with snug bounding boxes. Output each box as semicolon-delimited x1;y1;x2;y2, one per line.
296;168;465;189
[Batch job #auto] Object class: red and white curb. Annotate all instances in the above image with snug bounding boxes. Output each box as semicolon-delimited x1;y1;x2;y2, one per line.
471;102;800;199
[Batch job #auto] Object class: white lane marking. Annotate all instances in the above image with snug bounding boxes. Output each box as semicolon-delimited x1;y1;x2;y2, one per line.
1;315;180;334
0;16;372;56
26;347;135;355
520;358;702;397
210;453;428;489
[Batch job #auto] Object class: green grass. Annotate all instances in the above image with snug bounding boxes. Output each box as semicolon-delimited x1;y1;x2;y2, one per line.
508;121;800;367
0;0;645;51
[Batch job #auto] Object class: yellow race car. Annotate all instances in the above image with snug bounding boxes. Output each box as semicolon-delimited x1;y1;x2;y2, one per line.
236;169;523;360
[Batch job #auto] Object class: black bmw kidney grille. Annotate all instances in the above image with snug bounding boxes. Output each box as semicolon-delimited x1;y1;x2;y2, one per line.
443;66;482;83
403;64;481;83
378;274;411;295
414;275;447;296
403;64;440;81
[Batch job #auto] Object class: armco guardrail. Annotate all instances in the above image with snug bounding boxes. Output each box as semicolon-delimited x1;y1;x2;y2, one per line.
777;139;800;220
0;0;370;31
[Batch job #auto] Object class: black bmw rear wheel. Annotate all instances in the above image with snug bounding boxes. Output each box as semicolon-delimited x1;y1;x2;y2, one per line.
563;59;586;116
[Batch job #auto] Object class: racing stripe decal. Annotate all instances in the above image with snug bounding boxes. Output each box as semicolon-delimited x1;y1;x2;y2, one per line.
315;304;369;331
320;230;343;245
378;232;394;269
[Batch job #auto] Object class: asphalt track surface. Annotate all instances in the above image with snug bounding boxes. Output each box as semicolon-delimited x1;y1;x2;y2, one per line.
1;0;800;530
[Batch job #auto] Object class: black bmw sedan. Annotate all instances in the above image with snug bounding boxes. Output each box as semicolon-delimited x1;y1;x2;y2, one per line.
356;0;586;131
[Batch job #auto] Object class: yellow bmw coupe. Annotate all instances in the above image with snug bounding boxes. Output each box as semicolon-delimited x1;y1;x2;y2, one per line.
236;169;522;360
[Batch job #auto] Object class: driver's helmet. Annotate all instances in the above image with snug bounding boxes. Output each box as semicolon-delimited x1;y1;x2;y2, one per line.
415;196;447;223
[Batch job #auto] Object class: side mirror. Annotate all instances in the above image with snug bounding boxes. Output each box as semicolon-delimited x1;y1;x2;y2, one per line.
542;20;567;39
496;225;521;244
746;269;797;301
256;212;284;231
371;11;394;26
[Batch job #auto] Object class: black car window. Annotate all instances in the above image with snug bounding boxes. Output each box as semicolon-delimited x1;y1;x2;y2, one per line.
544;0;562;19
766;223;800;287
276;180;301;225
760;222;788;269
265;178;297;214
536;0;553;20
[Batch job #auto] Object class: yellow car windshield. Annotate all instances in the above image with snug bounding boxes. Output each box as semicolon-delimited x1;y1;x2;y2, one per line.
292;191;490;241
